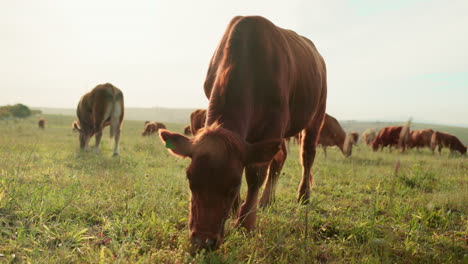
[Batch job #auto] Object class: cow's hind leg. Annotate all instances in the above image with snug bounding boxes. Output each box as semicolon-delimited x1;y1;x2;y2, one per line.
297;125;322;204
113;126;121;156
235;164;268;230
259;140;287;207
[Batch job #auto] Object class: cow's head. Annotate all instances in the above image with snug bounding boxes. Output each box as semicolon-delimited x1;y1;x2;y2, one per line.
371;139;379;152
73;121;92;150
159;124;281;251
343;133;354;157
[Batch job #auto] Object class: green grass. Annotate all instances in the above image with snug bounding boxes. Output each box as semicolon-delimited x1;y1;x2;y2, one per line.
0;115;466;263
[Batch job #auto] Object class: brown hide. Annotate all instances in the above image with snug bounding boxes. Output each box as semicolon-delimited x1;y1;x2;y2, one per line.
159;16;327;250
371;126;403;151
431;131;466;155
38;118;46;129
183;125;191;136
190;109;207;135
74;83;124;155
142;122;166;136
318;114;353;157
408;129;434;149
350;132;359;144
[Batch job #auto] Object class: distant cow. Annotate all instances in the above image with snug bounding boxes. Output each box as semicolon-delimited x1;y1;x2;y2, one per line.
408;129;434;150
183;125;191;136
362;129;376;145
350;131;359;144
38;118;46;129
317;114;354;157
190;109;207;135
73;83;124;156
142;122;166;136
431;131;466;155
372;126;405;152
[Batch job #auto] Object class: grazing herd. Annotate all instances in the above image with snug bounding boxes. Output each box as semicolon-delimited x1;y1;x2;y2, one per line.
31;15;465;252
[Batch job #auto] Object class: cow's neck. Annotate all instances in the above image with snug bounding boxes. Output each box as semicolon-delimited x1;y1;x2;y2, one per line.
335;131;346;153
206;95;251;139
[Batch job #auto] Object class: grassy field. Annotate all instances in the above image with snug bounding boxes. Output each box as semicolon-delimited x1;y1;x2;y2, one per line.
0;115;467;263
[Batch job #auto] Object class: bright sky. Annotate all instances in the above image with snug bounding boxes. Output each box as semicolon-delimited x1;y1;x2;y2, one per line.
1;0;467;126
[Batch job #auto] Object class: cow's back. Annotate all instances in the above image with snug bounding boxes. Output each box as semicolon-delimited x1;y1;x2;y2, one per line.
203;16;326;141
76;83;124;132
374;126;402;146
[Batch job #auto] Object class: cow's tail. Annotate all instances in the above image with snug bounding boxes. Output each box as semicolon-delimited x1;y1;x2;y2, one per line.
73;121;82;132
398;118;412;151
109;88;122;138
343;133;354;157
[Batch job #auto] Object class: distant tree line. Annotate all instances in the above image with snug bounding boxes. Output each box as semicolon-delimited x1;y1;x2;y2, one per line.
0;104;42;119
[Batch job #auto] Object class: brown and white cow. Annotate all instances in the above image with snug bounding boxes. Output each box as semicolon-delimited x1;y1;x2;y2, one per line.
317;114;354;157
73;83;124;156
158;16;327;250
38;118;46;129
431;131;466;155
190;109;207;136
408;129;434;151
362;128;376;145
142;122;166;136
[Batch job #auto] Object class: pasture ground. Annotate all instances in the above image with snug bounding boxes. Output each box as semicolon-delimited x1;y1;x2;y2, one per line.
0;115;467;263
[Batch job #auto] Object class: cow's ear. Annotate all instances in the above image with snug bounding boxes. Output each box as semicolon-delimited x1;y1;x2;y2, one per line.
159;129;193;158
245;139;282;164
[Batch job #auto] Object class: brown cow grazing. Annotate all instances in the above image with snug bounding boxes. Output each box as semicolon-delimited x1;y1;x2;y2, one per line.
73;83;124;156
350;131;359;144
362;128;376;145
190;109;207;136
38;118;46;129
431;131;466;155
158;16;327;250
408;129;434;151
317;114;354;157
184;125;191;136
371;126;406;152
142;122;166;136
